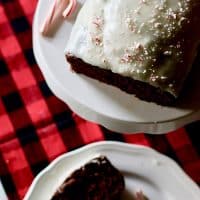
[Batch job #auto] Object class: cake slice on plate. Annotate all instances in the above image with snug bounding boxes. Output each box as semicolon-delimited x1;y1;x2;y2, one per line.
51;156;125;200
65;0;200;106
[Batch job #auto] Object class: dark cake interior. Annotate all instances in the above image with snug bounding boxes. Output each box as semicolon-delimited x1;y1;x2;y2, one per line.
66;55;175;106
51;156;125;200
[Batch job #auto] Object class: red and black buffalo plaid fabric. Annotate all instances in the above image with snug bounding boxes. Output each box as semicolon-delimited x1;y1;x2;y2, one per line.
0;0;199;199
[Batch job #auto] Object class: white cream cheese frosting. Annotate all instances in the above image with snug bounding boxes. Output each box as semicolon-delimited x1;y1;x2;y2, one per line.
65;0;200;97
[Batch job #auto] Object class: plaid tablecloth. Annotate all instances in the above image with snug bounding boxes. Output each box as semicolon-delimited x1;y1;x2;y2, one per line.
0;0;200;199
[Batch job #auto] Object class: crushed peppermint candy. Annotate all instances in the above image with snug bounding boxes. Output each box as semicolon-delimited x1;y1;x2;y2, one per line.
92;16;104;29
91;35;103;46
126;17;137;32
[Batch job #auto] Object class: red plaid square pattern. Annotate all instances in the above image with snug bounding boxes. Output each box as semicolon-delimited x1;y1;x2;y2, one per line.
0;36;22;58
0;75;18;96
17;31;32;50
37;124;67;161
3;1;24;20
26;99;52;125
0;22;12;39
12;67;36;89
0;114;14;142
0;1;199;200
0;5;6;20
8;108;31;131
18;0;38;24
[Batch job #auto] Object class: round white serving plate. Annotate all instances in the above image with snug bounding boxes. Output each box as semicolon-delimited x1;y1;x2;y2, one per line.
24;141;200;200
33;0;200;134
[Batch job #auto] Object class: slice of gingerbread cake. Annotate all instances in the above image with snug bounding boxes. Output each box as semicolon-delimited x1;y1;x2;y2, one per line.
65;0;200;106
51;156;125;200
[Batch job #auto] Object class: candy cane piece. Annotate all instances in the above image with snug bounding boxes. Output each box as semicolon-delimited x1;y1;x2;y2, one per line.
40;0;70;36
62;0;77;18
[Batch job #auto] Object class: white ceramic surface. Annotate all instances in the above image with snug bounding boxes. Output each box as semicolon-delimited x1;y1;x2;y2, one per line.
33;0;200;134
24;141;200;200
0;181;8;200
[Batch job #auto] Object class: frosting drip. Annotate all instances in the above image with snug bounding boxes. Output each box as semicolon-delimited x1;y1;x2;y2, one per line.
66;0;200;96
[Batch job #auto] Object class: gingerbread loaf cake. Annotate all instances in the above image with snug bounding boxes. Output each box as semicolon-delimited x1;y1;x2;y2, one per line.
51;156;125;200
65;0;200;106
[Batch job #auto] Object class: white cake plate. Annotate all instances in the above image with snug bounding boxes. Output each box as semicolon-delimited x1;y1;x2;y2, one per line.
0;181;7;200
33;0;200;134
24;142;200;200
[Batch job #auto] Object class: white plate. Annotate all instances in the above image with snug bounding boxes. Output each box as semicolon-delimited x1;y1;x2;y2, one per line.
33;0;200;134
0;181;8;200
24;141;200;200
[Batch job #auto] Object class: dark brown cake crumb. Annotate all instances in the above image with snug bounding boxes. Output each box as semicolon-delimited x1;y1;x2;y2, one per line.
66;55;175;106
51;156;125;200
